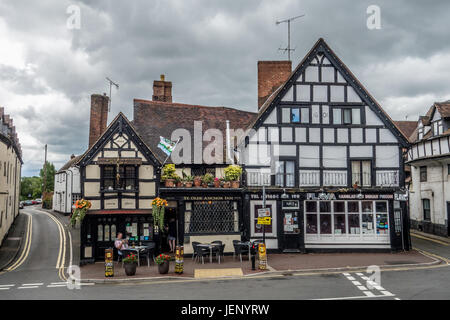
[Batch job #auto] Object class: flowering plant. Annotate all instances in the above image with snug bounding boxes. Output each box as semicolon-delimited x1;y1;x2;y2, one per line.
155;254;171;265
152;197;168;230
70;199;91;227
122;254;138;264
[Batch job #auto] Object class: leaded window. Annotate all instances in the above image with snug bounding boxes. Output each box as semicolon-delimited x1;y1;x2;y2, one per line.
184;201;239;234
101;165;138;191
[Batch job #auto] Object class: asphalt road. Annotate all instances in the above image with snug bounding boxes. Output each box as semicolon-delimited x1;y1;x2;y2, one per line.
0;207;448;300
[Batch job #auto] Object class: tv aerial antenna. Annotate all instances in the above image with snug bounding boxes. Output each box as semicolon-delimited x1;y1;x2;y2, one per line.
106;77;119;112
276;14;305;61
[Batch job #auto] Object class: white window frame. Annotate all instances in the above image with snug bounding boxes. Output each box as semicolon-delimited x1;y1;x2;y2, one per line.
250;200;277;238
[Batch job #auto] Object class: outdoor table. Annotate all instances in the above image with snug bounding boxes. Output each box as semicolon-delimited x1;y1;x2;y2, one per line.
197;243;222;263
127;246;150;267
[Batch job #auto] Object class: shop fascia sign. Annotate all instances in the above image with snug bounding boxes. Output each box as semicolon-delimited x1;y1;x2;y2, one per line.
250;193;301;200
183;195;241;201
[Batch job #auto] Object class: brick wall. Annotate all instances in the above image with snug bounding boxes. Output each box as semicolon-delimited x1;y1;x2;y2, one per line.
89;94;109;148
258;61;292;109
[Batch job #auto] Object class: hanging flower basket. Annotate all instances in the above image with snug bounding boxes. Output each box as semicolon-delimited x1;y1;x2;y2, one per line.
70;199;91;228
152;197;168;231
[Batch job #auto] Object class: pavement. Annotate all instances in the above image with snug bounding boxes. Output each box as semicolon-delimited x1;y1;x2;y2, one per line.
0;212;28;271
78;246;439;283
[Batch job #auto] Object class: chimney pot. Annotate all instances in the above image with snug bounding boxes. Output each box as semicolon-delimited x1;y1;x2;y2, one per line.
70;154;75;159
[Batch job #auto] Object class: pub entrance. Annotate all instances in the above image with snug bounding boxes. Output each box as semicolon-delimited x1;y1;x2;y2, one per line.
281;200;302;252
160;207;177;253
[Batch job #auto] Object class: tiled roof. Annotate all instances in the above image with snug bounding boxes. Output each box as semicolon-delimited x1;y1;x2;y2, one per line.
57;155;82;173
394;121;417;143
132;99;257;163
435;101;450;118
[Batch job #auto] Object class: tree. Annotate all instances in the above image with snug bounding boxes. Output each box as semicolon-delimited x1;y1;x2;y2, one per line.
20;176;43;200
39;161;56;193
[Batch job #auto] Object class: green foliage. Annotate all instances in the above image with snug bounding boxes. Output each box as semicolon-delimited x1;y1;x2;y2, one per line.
224;165;243;181
202;173;214;183
123;253;138;264
182;175;193;182
161;164;179;181
20;176;42;200
39;161;56;192
155;254;171;265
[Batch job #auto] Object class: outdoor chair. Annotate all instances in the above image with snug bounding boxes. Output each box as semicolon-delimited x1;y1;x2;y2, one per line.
191;242;200;260
215;244;226;264
194;245;210;264
233;240;249;262
211;240;222;245
142;241;156;262
139;247;152;267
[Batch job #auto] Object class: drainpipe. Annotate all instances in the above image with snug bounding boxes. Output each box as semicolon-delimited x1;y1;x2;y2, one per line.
226;120;234;164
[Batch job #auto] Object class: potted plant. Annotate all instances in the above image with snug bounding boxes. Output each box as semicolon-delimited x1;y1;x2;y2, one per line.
161;164;178;187
183;175;193;188
222;177;231;188
123;253;138;276
175;175;183;187
224;165;243;188
202;173;214;187
193;176;202;187
155;253;171;274
213;177;221;188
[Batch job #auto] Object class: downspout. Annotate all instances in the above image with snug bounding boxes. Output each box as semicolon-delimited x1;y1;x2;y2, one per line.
65;171;68;213
226;120;234;164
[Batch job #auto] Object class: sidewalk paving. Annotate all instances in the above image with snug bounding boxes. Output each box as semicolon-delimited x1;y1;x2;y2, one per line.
0;212;28;271
80;249;439;283
410;229;450;244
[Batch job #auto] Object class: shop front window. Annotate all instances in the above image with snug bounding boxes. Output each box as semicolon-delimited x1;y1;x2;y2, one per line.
334;214;346;235
306;214;318;234
348;214;360;234
320;214;332;234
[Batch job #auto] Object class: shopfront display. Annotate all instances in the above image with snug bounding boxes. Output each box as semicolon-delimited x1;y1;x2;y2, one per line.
304;199;390;248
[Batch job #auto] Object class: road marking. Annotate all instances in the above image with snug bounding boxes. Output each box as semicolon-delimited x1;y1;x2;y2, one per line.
22;283;43;286
315;293;395;300
36;209;68;281
47;284;67;288
18;286;39;289
352;280;362;286
363;291;375;297
346;276;356;280
50;282;67;285
79;283;95;286
0;287;10;290
5;214;32;271
355;272;364;276
0;284;14;287
411;233;449;246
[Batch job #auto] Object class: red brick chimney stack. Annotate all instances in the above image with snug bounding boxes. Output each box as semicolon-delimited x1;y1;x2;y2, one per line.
152;74;172;102
257;61;292;109
89;93;109;148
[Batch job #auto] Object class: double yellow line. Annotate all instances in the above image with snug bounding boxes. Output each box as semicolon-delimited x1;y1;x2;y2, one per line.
5;213;32;272
38;210;68;281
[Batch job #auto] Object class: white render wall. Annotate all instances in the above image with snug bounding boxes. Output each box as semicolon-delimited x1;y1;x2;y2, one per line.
409;162;450;227
53;166;80;214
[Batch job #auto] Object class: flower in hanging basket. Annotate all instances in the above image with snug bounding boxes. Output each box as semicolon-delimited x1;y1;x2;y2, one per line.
152;197;168;231
70;199;92;227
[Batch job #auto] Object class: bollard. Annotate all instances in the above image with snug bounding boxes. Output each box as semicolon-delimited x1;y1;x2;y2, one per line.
175;245;184;274
250;243;256;270
105;248;114;277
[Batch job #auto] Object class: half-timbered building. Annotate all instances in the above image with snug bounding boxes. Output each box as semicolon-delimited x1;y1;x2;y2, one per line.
77;94;161;262
239;38;411;252
406;101;450;237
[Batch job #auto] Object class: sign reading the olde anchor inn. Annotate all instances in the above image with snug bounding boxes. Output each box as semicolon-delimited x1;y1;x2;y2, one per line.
183;195;241;201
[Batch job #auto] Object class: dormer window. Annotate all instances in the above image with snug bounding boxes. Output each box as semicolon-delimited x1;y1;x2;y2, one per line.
432;120;443;136
418;128;423;140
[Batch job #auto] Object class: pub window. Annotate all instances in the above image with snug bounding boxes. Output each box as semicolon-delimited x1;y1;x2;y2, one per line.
253;204;273;235
351;160;371;187
422;199;431;221
290;107;309;124
102;165;138;191
191;167;215;177
185;201;238;234
275;160;295;187
420;166;427;182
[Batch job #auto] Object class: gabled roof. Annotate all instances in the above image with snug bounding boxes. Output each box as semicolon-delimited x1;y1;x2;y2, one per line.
77;112;161;167
133;99;257;163
245;38;410;147
57;155;82;173
410;101;450;143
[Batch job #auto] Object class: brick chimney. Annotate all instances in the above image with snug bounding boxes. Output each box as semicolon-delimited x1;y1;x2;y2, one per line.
89;93;109;148
258;61;292;109
152;74;172;102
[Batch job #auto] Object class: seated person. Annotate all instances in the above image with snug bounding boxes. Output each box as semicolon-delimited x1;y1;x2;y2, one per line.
114;232;129;257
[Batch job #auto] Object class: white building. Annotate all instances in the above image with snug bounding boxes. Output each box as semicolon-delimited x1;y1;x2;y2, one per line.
53;154;81;215
0;107;22;246
406;101;450;237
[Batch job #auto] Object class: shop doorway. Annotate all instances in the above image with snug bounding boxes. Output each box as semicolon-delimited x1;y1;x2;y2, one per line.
281;200;302;252
160;207;177;253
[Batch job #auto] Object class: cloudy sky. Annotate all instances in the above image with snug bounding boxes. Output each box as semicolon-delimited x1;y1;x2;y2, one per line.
1;0;449;176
